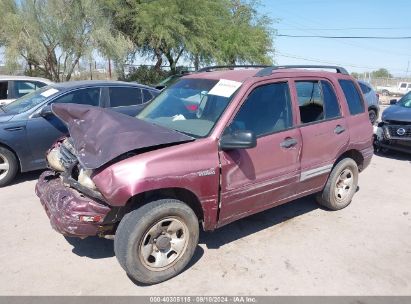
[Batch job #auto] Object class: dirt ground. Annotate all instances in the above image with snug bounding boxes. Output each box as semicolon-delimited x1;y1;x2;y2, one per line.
0;149;410;295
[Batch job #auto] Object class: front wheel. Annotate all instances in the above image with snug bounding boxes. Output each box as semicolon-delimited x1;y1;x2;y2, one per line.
316;158;359;210
114;199;199;284
0;146;18;187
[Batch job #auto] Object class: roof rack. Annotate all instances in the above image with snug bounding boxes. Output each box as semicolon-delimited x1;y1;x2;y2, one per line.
255;65;349;77
198;65;270;72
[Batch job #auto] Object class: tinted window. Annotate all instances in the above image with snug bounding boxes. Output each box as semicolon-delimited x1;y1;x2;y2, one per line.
339;80;365;115
359;82;371;94
400;83;407;88
230;82;293;137
142;89;154;103
53;88;100;106
296;81;324;123
109;87;142;107
0;82;7;99
321;81;341;119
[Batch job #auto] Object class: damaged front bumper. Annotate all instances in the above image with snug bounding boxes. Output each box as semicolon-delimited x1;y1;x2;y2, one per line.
35;171;114;237
374;123;411;154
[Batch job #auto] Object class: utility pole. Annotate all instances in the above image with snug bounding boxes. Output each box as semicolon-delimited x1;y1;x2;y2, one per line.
406;60;410;78
108;59;112;79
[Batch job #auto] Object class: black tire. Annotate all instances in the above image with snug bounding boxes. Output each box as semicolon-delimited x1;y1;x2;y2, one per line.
0;146;18;187
368;109;377;125
382;90;389;96
114;199;199;284
316;158;359;210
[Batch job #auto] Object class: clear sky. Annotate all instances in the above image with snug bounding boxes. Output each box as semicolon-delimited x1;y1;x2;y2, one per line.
261;0;411;76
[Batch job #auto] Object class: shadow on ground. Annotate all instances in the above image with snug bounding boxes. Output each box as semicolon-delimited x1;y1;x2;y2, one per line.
200;195;319;249
374;150;411;162
65;195;319;259
10;170;44;186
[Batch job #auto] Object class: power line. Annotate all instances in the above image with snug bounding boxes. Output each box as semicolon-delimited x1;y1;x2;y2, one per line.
277;34;411;39
275;51;409;73
277;27;411;31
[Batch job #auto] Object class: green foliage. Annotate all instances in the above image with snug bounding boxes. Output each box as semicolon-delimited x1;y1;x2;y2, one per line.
1;0;132;81
121;66;169;86
105;0;273;72
371;68;393;79
351;72;361;79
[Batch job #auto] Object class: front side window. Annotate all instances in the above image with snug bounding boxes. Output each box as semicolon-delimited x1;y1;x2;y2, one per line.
400;83;407;88
339;79;365;115
109;87;142;107
14;81;39;98
397;92;411;108
228;82;293;137
137;78;239;138
53;88;100;106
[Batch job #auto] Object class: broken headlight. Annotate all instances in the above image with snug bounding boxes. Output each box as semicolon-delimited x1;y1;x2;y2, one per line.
46;147;65;172
78;168;97;190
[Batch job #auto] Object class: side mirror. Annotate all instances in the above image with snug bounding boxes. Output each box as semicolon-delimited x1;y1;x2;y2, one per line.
390;99;398;105
220;130;256;151
40;105;53;117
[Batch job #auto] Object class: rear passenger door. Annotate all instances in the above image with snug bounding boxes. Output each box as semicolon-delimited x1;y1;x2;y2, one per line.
107;87;144;116
218;81;302;225
293;79;349;193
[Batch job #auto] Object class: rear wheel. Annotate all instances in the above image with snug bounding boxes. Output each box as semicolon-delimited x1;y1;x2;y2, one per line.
316;158;359;210
114;199;199;284
0;147;18;187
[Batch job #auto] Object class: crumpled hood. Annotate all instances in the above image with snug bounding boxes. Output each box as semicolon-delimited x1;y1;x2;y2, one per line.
52;103;194;170
382;105;411;123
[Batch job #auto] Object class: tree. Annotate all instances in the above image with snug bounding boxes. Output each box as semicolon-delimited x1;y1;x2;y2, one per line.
371;68;392;79
214;0;273;65
351;72;361;79
1;0;132;81
105;0;274;73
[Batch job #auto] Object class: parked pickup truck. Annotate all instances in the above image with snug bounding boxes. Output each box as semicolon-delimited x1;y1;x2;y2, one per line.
36;65;373;284
376;82;411;96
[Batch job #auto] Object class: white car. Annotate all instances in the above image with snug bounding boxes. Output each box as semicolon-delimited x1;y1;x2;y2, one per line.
0;75;53;106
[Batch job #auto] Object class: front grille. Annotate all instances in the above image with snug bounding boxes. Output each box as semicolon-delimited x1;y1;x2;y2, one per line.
386;125;411;138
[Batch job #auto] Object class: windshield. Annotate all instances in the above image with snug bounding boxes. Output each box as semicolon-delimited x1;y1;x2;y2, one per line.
4;86;59;114
137;78;241;137
398;92;411;108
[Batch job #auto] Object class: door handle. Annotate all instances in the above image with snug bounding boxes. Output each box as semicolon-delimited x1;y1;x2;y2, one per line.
334;125;345;134
280;137;298;148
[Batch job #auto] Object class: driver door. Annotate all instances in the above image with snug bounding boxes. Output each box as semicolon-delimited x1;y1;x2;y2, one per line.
218;81;302;226
26;87;102;169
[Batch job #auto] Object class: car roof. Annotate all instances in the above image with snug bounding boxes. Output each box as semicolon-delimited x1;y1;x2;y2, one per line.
0;75;53;83
50;80;158;91
184;67;352;83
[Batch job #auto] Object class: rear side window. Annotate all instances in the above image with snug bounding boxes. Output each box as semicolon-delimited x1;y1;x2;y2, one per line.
359;83;371;94
109;87;142;107
339;80;365;115
229;82;293;137
400;83;407;88
142;89;154;103
296;81;324;123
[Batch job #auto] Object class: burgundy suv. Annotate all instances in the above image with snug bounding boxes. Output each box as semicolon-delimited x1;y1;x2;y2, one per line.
36;65;373;284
